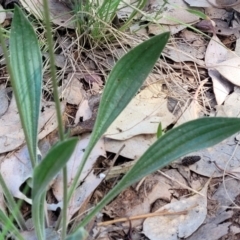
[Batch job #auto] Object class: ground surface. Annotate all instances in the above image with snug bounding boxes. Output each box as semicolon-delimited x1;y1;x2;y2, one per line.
1;0;240;239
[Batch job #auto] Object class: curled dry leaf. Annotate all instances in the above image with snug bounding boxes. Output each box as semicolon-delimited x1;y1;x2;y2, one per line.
0;145;32;204
74;99;92;124
205;35;228;67
143;179;210;240
208;70;233;105
61;76;84;105
214;57;240;87
205;35;234;104
216;90;240;117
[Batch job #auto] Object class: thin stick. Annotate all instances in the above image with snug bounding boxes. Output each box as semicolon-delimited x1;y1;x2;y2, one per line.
104;144;126;179
158;170;204;196
98;204;198;226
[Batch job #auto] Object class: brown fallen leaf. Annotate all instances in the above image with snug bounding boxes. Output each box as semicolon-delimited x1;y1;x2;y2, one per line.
143;179;210;240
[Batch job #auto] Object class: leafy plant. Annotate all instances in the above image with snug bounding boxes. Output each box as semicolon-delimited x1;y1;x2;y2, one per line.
0;3;240;240
71;0;147;43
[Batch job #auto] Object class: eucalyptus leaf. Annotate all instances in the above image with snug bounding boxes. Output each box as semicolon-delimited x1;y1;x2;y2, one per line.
73;117;240;230
10;5;42;166
68;32;170;200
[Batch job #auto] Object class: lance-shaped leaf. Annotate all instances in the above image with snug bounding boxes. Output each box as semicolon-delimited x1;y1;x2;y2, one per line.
68;32;170;200
32;138;78;239
92;32;170;145
70;117;240;231
10;6;42;166
32;138;78;199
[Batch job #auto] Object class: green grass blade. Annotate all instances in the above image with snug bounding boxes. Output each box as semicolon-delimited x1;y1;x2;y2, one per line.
0;174;26;230
68;32;170;202
100;0;120;22
10;5;42;167
71;117;240;231
0;210;24;240
120;0;147;32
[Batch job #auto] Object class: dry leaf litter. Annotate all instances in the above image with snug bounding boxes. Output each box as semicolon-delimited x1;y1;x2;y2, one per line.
1;0;240;239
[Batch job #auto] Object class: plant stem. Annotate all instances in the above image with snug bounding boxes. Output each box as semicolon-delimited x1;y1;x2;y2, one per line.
42;1;64;140
41;1;68;239
61;166;68;239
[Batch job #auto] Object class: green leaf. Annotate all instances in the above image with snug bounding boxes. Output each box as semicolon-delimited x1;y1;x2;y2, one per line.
68;32;170;201
10;5;42;166
156;123;162;138
0;173;26;230
92;32;170;144
74;117;240;230
32;138;78;199
116;117;240;187
32;138;78;239
66;228;88;240
0;209;24;240
32;194;45;240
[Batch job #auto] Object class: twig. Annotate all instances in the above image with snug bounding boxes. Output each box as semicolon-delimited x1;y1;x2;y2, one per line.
158;170;204;196
97;204;198;226
104;144;125;179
